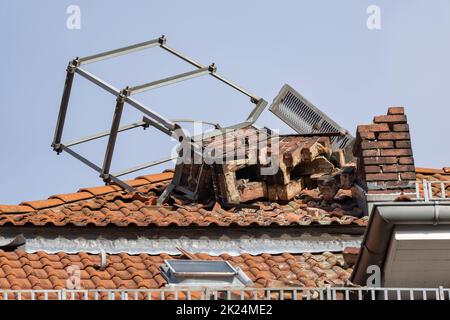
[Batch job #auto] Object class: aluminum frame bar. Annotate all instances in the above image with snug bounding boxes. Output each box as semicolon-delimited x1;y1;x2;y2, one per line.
75;68;121;97
64;120;149;148
161;44;260;102
102;97;125;180
78;38;160;66
60;145;135;191
129;67;211;95
124;96;176;133
112;156;176;178
52;67;76;151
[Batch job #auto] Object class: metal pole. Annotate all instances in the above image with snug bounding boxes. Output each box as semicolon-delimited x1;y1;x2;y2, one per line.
75;67;121;97
64;120;148;148
102;90;127;182
161;44;260;102
78;38;161;66
129;66;212;95
52;61;77;152
112;156;176;178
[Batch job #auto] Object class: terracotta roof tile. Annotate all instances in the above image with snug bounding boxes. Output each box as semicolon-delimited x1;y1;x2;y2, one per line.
0;171;367;228
19;199;64;210
415;167;450;198
0;250;353;297
0;205;34;214
79;185;123;196
49;192;93;203
136;172;174;183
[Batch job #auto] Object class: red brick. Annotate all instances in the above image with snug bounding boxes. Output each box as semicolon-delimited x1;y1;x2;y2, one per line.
378;132;410;140
361;140;394;149
364;157;398;165
357;123;390;133
400;172;416;180
388;107;405;115
382;165;415;173
399;157;414;165
392;124;409;132
365;165;382;173
380;149;412;156
373;115;407;124
358;131;376;140
395;140;411;148
362;149;379;157
366;173;399;181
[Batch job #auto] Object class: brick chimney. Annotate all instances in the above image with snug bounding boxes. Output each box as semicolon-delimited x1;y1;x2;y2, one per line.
353;107;416;197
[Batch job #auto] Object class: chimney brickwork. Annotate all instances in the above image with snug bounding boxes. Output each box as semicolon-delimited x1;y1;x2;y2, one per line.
353;107;416;195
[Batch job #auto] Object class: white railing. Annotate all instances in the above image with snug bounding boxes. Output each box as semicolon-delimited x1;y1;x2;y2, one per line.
415;180;450;202
0;286;448;300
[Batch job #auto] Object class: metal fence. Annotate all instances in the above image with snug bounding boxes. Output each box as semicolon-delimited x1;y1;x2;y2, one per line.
0;286;448;300
415;180;450;202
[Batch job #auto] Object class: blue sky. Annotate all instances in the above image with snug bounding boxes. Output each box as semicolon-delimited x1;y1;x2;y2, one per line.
1;0;450;204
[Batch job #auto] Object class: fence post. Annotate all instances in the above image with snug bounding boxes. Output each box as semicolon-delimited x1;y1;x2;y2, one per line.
439;286;445;300
326;287;332;300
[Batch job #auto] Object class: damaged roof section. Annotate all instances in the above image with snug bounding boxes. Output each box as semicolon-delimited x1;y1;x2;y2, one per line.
168;126;363;218
0;171;368;228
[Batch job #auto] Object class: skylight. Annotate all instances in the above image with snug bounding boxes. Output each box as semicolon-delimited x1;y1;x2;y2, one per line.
160;260;252;287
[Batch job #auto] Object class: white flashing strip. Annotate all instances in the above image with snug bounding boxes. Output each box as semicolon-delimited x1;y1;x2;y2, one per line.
0;235;362;256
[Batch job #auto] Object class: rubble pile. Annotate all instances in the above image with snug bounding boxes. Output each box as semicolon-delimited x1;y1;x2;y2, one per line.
170;127;362;216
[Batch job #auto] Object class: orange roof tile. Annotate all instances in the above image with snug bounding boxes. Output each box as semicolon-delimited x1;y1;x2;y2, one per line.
19;199;64;210
137;172;174;183
0;205;34;214
0;171;368;228
49;192;93;203
78;185;123;196
415;167;450;199
0;250;352;295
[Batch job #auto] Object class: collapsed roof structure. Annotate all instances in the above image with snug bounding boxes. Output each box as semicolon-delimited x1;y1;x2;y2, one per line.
1;37;450;300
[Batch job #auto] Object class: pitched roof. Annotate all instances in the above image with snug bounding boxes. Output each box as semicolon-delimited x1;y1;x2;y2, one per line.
0;249;353;294
0;172;368;228
415;167;450;197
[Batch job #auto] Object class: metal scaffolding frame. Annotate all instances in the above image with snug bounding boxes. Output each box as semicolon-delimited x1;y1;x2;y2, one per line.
52;35;268;193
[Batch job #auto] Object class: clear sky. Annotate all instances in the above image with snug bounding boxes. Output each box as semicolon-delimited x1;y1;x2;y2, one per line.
1;0;449;204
